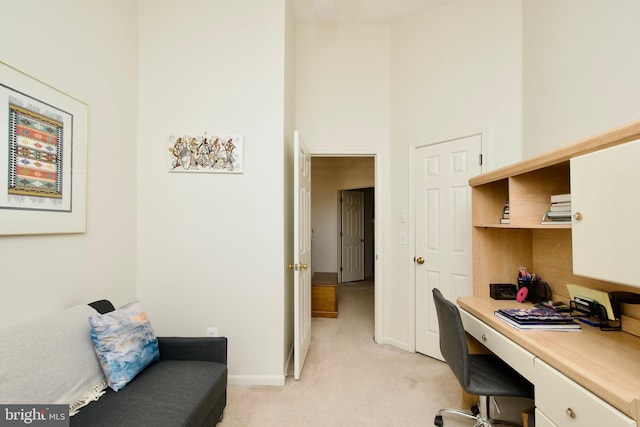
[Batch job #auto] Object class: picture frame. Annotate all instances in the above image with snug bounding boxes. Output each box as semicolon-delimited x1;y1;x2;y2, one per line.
0;62;88;235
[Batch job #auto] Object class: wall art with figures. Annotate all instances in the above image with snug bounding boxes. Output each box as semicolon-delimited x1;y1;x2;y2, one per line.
168;134;243;173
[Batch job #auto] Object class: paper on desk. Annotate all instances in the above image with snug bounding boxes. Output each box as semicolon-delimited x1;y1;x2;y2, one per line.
567;284;615;321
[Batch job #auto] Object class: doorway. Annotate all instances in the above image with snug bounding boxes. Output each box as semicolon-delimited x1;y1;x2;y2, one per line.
340;187;374;283
310;157;375;281
310;156;376;325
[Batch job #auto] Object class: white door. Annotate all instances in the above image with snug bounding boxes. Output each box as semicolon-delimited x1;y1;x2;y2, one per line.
415;134;481;359
341;190;365;283
293;131;312;380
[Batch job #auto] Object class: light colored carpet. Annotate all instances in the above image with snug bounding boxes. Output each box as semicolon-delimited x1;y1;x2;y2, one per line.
219;281;471;427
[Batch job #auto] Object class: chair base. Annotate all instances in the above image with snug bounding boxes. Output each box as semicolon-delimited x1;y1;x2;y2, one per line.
434;396;522;427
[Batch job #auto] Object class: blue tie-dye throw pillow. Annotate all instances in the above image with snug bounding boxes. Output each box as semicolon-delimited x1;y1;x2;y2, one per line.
88;300;160;391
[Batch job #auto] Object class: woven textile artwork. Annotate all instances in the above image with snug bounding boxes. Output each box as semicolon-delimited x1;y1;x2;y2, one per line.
8;105;63;199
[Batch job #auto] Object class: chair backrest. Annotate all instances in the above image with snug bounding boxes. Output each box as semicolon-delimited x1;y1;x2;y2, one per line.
432;288;469;389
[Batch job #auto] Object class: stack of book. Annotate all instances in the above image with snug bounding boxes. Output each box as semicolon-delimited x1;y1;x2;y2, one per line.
500;200;510;224
494;307;580;331
541;193;571;224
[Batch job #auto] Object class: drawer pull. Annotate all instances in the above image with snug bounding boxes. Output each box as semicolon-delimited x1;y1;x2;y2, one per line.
565;408;576;418
481;334;487;342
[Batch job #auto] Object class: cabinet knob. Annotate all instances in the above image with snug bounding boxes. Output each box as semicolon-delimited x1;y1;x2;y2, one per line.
573;212;583;221
481;334;488;342
565;407;576;418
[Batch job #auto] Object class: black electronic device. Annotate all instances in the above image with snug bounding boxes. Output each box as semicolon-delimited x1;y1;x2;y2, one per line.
490;283;517;300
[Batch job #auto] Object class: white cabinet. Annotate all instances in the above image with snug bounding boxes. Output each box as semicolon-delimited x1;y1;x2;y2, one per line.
535;359;635;427
571;139;640;288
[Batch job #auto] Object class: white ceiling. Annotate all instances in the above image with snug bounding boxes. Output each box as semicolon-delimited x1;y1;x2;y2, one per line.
291;0;451;24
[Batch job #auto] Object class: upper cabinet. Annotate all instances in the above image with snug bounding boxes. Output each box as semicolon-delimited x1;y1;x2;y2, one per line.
571;139;640;288
470;119;640;298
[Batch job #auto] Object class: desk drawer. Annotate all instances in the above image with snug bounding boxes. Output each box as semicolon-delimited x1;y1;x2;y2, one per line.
459;309;535;381
535;359;635;427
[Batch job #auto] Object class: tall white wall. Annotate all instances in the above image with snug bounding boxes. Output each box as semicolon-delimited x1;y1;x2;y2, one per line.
282;0;297;382
295;23;391;345
296;25;391;152
137;0;289;385
0;0;139;327
388;0;523;349
522;0;640;157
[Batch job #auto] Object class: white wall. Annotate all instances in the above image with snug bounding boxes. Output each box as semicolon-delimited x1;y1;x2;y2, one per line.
0;0;139;327
522;0;640;157
388;0;523;349
136;0;289;385
311;157;374;273
295;22;391;345
283;0;297;375
296;24;391;152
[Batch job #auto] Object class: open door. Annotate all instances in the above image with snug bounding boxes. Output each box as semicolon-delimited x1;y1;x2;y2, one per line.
340;190;365;283
293;131;312;380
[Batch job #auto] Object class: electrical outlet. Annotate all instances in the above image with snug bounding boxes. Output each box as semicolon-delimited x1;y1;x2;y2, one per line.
206;327;218;337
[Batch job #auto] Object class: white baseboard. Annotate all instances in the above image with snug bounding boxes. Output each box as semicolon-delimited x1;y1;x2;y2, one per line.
227;346;293;386
375;336;413;353
228;374;286;386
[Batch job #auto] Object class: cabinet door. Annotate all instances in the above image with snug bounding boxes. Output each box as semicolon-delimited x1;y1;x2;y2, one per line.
571;139;640;288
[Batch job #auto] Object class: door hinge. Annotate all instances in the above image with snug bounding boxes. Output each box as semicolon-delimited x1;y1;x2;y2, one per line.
479;153;483;166
340;267;343;272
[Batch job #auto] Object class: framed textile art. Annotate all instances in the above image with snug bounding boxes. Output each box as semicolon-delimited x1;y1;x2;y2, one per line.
0;62;88;235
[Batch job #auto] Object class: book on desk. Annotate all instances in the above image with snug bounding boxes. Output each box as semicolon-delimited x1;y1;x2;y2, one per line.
494;307;581;331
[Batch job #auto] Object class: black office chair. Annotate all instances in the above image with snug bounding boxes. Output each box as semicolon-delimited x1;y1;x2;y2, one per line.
432;288;533;427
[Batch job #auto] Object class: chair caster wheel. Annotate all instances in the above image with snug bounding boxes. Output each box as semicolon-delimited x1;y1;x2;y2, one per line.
434;414;444;426
471;405;480;416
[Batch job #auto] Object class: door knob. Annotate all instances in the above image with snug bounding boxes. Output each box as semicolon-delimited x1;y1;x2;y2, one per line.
416;257;425;265
300;263;308;270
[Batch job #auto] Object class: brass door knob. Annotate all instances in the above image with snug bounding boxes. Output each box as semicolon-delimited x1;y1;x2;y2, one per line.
416;257;425;265
300;263;308;270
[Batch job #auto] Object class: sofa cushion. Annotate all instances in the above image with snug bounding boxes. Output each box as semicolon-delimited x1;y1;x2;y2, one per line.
0;304;107;412
70;360;228;427
89;300;160;391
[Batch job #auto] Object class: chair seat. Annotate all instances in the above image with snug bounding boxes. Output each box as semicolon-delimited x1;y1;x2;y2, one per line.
466;354;533;399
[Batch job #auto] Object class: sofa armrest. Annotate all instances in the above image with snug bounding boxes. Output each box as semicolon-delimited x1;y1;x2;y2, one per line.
157;336;227;365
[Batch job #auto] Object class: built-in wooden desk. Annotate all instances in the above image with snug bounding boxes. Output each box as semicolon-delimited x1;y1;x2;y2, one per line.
458;296;640;426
